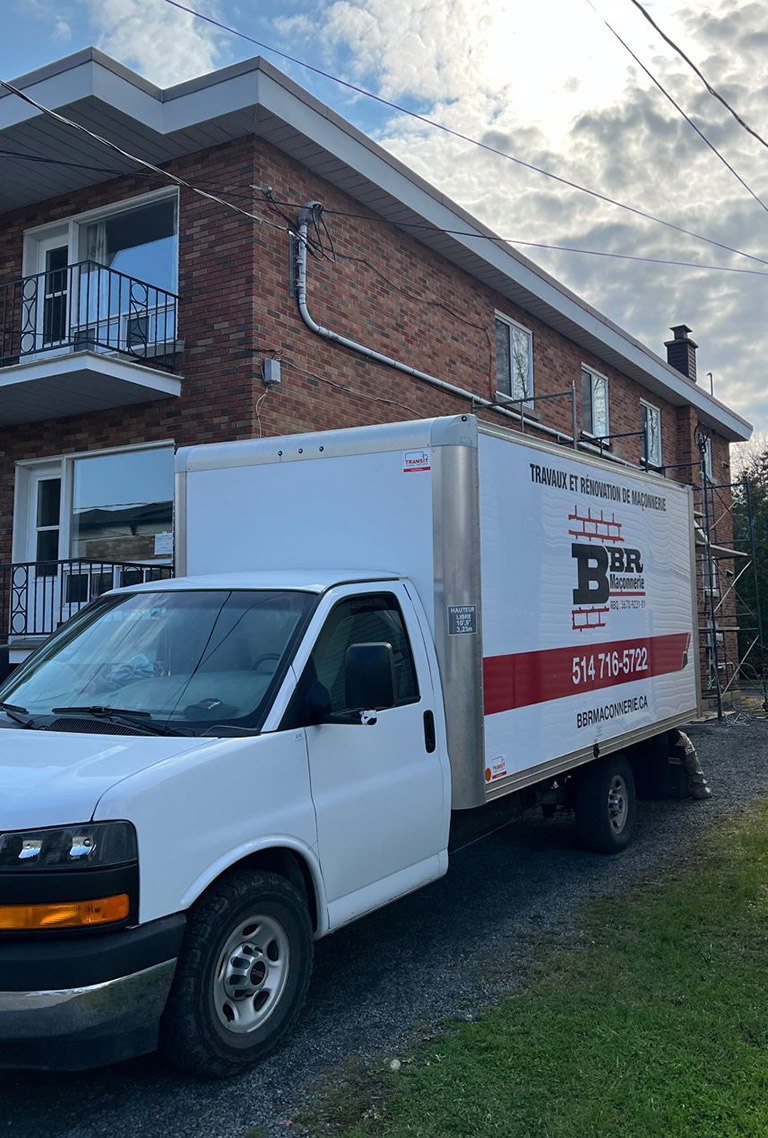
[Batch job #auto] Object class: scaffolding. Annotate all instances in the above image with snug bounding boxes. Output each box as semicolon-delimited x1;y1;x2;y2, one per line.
663;431;768;721
581;421;767;721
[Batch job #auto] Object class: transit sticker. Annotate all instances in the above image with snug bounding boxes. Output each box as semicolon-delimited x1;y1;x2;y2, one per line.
485;755;509;783
448;604;477;635
403;449;431;472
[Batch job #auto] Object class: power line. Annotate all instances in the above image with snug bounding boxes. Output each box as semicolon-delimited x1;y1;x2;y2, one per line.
5;97;768;276
626;0;768;155
0;79;288;236
3;131;767;279
584;0;768;215
5;137;768;278
161;0;768;270
0;148;152;177
253;190;768;276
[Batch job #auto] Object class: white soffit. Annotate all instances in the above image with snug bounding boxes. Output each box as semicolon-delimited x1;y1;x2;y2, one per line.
0;351;182;425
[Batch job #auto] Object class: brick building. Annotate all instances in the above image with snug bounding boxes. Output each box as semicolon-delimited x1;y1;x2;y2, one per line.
0;49;751;690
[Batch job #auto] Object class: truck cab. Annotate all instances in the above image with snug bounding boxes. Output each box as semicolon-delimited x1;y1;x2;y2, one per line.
0;571;451;1076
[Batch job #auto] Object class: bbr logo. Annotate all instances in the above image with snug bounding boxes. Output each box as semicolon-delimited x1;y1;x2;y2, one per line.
572;543;644;605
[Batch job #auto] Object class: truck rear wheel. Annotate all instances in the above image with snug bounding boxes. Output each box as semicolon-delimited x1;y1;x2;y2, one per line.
575;755;635;854
159;869;313;1078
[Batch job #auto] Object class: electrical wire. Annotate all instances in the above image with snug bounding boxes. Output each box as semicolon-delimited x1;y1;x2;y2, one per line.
0;79;289;237
584;0;768;215
626;0;768;155
279;356;425;420
161;0;768;269
4;116;768;276
254;191;768;277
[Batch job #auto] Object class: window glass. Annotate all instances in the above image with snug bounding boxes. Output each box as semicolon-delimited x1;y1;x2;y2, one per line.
582;368;609;438
495;317;533;401
70;448;173;564
79;199;178;350
37;478;61;527
83;200;177;292
1;589;314;733
702;437;713;479
306;594;419;717
642;403;662;466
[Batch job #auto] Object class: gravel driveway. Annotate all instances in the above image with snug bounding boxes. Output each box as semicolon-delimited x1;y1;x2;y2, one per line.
2;717;767;1138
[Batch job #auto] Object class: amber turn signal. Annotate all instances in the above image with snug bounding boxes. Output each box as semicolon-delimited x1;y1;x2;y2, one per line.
0;894;129;930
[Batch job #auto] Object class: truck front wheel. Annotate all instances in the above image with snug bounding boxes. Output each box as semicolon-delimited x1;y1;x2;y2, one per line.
159;869;313;1078
575;755;636;854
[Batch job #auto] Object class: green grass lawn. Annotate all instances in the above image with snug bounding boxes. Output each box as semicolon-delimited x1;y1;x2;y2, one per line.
320;803;768;1138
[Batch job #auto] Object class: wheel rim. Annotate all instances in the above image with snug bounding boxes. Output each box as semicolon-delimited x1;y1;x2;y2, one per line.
607;774;629;833
213;914;291;1035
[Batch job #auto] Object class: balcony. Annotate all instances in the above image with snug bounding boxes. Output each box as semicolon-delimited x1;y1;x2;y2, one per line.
0;559;174;659
0;261;182;424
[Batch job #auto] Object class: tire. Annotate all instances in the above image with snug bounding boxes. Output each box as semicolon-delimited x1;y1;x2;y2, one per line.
159;869;313;1078
575;754;636;854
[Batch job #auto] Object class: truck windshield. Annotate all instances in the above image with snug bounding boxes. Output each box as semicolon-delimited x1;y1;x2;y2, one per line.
0;589;315;734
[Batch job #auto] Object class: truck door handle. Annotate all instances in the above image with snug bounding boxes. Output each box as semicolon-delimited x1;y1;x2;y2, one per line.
423;710;436;753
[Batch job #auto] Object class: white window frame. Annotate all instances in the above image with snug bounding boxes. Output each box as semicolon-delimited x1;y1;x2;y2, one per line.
12;440;175;565
640;400;662;467
581;364;610;442
22;187;180;286
494;311;534;404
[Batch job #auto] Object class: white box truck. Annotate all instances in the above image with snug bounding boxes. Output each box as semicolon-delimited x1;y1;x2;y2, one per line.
0;415;699;1076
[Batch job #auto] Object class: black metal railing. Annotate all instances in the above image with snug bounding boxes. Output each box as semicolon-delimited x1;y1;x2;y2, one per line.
0;560;174;644
0;261;178;370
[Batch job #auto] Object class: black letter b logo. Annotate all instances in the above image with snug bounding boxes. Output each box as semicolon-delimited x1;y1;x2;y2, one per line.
572;543;609;605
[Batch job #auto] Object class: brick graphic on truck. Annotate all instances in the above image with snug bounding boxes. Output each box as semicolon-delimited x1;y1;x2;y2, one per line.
569;506;646;632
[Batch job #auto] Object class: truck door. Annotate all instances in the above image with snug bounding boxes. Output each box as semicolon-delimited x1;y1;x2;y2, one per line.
295;586;449;928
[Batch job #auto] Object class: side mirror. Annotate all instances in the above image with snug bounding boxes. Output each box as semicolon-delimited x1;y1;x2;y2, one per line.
303;679;332;725
345;643;396;713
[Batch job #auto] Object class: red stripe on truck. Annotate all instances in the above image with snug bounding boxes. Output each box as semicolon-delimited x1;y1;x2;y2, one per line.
483;632;691;715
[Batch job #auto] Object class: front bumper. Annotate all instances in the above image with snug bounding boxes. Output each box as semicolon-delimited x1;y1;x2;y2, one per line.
0;913;185;1070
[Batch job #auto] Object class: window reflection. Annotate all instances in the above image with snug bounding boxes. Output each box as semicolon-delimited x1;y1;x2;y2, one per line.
70;448;173;564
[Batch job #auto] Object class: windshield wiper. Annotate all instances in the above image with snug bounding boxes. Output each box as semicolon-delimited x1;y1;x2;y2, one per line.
51;706;191;737
0;701;35;728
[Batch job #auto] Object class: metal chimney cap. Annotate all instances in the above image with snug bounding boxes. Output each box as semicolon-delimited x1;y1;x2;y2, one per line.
666;324;698;348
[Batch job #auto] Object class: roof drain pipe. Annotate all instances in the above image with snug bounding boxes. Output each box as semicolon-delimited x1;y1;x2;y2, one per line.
292;202;575;446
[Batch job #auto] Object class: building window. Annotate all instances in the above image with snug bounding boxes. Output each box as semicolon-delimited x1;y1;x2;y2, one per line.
23;191;179;357
495;314;533;402
581;366;609;439
701;436;713;480
641;401;662;467
15;445;174;569
69;447;174;564
80;198;177;294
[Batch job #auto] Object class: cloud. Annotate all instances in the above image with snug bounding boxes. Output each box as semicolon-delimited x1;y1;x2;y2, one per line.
294;0;768;428
76;0;227;85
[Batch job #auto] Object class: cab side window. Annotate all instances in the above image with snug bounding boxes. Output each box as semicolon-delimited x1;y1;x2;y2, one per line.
307;593;419;717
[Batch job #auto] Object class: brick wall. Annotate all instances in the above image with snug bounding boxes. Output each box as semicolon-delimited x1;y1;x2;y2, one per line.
0;131;739;697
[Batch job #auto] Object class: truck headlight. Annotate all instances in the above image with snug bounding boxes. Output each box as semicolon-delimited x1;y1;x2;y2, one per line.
0;821;137;870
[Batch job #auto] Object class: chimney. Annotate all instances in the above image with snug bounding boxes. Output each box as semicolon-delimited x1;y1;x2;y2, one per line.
665;324;698;382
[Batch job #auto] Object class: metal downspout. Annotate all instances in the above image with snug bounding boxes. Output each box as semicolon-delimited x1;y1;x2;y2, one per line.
292;209;577;445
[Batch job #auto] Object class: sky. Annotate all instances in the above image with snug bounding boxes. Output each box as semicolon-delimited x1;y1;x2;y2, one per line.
3;0;768;436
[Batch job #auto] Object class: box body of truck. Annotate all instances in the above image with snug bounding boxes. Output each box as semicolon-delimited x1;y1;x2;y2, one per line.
176;414;699;810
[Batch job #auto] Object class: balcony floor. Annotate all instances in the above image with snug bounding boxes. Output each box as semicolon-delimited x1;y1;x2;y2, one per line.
0;350;182;425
